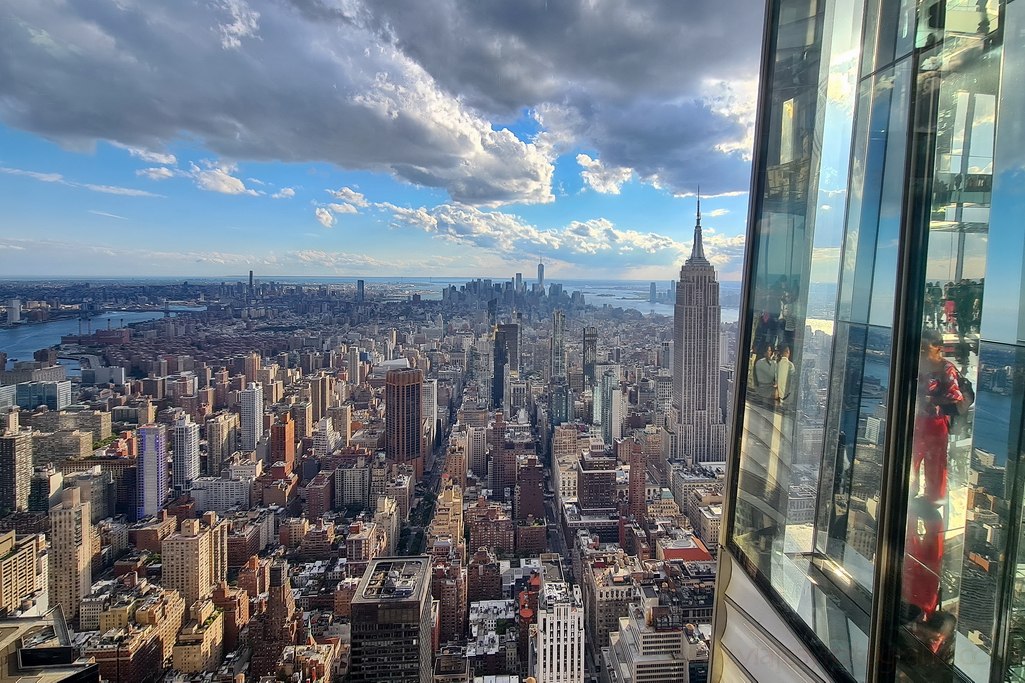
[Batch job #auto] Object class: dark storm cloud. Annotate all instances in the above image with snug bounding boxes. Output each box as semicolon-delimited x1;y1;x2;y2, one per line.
0;0;761;203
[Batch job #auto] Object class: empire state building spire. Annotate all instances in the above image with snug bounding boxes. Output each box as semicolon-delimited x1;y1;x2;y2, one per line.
688;193;709;265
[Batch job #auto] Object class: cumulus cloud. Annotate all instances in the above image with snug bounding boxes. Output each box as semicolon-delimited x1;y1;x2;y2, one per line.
314;207;335;228
272;187;295;199
328;187;368;207
326;202;358;214
0;165;161;197
190;162;259;195
378;201;745;271
576;154;633;195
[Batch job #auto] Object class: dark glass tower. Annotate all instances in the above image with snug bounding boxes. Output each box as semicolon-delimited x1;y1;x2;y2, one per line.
492;323;519;409
350;557;433;683
583;326;598;387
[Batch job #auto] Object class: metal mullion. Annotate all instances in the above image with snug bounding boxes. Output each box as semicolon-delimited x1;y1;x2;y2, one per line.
866;34;938;682
718;0;780;553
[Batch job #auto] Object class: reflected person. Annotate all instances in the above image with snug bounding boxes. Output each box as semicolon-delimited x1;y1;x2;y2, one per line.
911;328;963;502
775;345;795;409
752;344;777;408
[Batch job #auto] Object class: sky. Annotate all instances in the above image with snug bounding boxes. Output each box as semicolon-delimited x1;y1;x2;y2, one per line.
0;0;763;282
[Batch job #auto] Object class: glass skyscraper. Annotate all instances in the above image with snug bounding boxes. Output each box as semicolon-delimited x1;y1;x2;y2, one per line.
711;0;1025;680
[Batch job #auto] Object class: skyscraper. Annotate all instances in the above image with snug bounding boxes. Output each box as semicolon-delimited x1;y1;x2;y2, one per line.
49;488;92;625
204;411;238;477
348;346;362;385
350;557;433;683
599;367;624;445
673;202;727;464
710;0;1025;680
137;423;167;519
269;412;296;471
386;368;425;478
582;326;598;387
239;382;263;451
420;379;437;449
0;427;32;513
551;309;567;379
537;259;545;289
550;378;571;427
530;568;584;683
243;352;261;384
309;372;333;423
356;279;365;303
171;415;200;494
492;323;519;408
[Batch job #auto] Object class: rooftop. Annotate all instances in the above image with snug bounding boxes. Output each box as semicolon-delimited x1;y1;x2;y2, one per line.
355;556;430;602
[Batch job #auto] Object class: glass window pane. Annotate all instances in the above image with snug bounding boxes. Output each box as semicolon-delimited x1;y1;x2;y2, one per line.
728;0;870;679
892;1;1004;677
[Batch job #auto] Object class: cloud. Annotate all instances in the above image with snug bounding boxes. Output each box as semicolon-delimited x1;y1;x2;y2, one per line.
0;236;415;276
189;162;258;195
216;0;260;50
88;210;127;220
370;0;762;195
272;187;295;199
538;96;751;195
326;202;358;214
112;142;177;165
0;165;161;197
0;1;555;206
576;154;633;195
292;249;393;270
314;207;335;228
137;167;176;181
378;201;745;271
0;1;760;203
707;208;729;217
328;186;368;207
313;199;361;227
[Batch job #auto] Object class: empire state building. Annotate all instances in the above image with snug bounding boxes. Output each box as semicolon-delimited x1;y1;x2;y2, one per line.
673;200;727;464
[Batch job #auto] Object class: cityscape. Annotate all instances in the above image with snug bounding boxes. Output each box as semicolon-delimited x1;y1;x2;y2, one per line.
3;1;1025;683
0;238;736;682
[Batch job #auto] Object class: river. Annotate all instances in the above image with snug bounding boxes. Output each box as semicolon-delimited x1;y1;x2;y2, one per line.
0;311;194;371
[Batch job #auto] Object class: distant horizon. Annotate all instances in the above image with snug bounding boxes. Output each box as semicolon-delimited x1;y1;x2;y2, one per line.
0;274;746;285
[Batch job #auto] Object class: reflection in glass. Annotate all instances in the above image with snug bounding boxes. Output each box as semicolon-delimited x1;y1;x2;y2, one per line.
894;0;1002;677
720;0;1025;680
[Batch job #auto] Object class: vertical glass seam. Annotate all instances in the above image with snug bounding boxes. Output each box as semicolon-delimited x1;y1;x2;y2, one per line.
866;42;932;683
719;0;782;551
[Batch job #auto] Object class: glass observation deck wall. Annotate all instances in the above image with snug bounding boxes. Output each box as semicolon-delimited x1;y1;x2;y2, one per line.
711;0;1025;681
